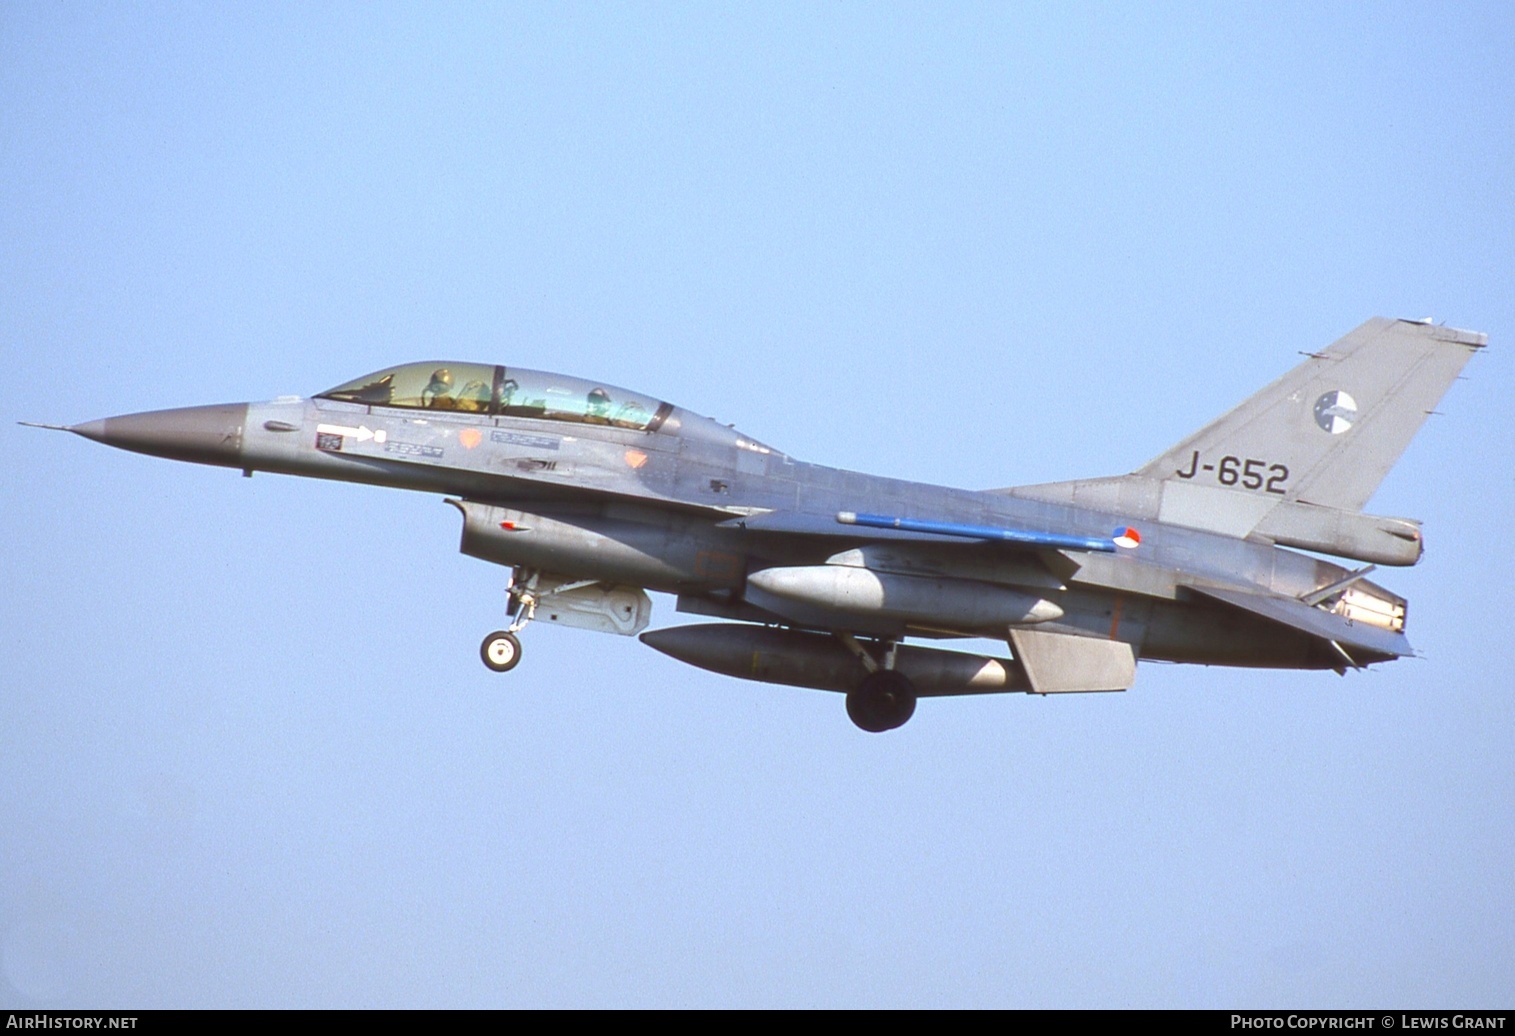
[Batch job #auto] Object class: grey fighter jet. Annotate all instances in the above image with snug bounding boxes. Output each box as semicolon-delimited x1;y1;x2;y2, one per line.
28;317;1485;731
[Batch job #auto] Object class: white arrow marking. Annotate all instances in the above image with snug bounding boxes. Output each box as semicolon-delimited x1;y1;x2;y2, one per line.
316;423;387;444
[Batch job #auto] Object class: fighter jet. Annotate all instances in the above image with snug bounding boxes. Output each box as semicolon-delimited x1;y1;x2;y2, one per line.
27;317;1485;731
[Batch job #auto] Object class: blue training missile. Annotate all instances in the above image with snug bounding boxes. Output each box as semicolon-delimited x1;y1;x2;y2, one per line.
837;511;1120;553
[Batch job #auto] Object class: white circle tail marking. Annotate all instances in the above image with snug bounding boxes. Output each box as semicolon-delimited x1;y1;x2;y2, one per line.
1313;390;1358;434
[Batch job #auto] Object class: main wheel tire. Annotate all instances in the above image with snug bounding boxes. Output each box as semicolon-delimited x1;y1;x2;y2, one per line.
480;630;523;673
845;669;918;732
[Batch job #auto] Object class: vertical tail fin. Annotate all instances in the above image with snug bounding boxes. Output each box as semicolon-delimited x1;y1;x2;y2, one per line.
1139;317;1484;511
1005;318;1485;564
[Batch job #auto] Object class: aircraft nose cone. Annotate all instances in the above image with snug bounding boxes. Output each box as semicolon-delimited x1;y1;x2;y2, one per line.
70;403;248;467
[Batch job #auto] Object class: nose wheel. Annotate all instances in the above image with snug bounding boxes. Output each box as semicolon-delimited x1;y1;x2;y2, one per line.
479;567;541;674
480;630;523;673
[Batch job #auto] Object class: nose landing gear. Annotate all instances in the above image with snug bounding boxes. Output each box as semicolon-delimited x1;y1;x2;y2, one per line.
479;568;541;673
480;630;523;672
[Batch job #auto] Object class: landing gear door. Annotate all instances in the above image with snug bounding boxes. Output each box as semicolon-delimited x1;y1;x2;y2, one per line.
534;578;653;636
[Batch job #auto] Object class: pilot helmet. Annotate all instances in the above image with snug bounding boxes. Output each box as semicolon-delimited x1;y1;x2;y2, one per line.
423;368;454;400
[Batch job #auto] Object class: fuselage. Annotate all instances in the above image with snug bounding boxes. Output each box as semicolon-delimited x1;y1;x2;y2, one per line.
70;359;1400;672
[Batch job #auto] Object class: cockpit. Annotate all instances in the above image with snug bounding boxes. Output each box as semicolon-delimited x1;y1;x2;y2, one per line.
317;362;673;432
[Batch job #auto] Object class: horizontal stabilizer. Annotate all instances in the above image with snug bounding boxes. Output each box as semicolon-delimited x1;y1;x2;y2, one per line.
1007;628;1136;694
1188;584;1411;659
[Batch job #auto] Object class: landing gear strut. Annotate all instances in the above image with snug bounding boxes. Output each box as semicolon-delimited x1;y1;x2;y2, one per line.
835;632;917;732
479;568;541;674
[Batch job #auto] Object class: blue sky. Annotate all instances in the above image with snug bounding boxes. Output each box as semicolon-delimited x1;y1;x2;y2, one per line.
2;2;1511;1007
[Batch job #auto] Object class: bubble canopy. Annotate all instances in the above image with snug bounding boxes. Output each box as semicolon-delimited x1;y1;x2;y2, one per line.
317;362;672;431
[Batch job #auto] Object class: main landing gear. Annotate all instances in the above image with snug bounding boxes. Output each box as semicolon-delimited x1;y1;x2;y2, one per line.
836;633;917;733
480;569;540;674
